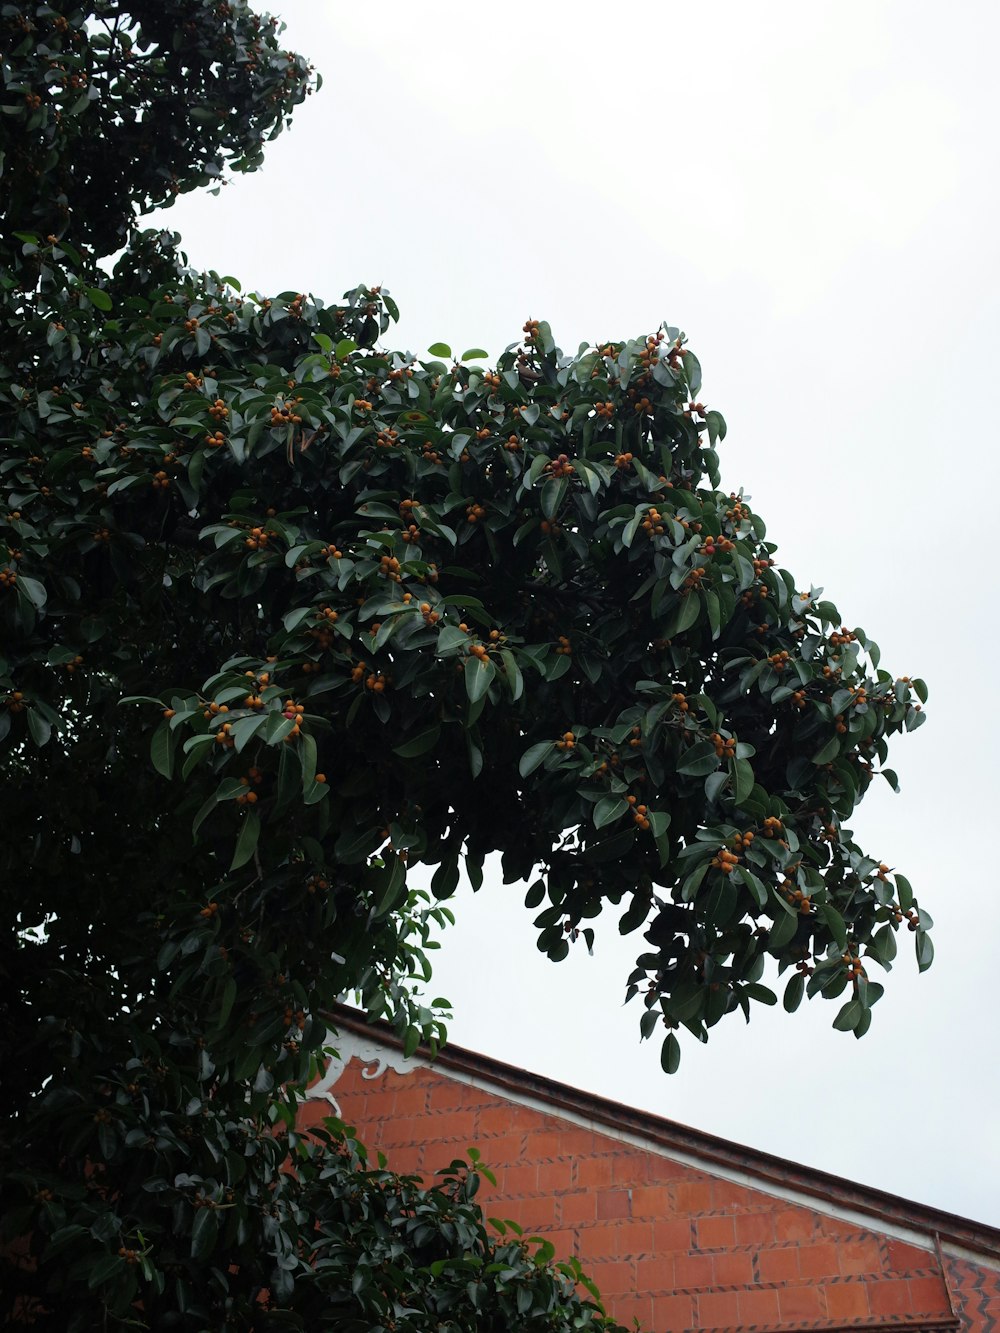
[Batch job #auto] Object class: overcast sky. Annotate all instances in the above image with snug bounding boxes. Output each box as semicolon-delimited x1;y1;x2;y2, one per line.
158;1;1000;1225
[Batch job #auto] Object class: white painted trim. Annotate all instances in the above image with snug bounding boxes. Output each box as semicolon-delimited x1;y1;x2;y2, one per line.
310;1029;997;1272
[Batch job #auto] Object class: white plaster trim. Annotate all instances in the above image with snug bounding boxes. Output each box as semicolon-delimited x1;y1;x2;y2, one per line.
305;1027;422;1114
310;1027;998;1271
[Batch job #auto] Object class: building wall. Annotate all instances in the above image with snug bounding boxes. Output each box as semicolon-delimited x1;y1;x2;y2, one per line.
298;1039;999;1333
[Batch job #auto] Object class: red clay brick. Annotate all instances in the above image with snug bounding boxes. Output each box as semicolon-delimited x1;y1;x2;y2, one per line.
635;1255;673;1292
596;1190;631;1220
538;1161;570;1193
589;1259;634;1297
392;1088;428;1117
695;1214;735;1249
524;1129;566;1157
825;1280;871;1320
561;1192;597;1225
839;1235;882;1275
734;1211;775;1245
478;1106;518;1136
539;1227;577;1256
654;1218;692;1252
428;1109;478;1139
497;1163;538;1196
797;1241;841;1279
697;1290;741;1327
712;1249;754;1285
631;1184;672;1217
908;1276;950;1313
710;1180;759;1211
516;1196;558;1230
773;1206;816;1242
888;1239;934;1271
672;1251;714;1288
672;1179;714;1213
610;1220;654;1257
477;1133;521;1166
777;1283;825;1321
613;1295;652;1329
868;1278;912;1315
577;1156;616;1189
651;1293;694;1331
738;1288;781;1324
758;1246;800;1282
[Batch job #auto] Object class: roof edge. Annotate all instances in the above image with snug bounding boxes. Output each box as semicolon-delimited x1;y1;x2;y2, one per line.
326;1004;1000;1263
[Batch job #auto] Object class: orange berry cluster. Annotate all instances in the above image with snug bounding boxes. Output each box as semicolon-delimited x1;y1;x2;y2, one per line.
523;318;540;342
208;398;228;421
546;453;575;478
555;635;571;657
401;523;420;543
711;848;740;874
710;732;735;760
626;795;650;830
700;535;734;555
641;508;665;537
768;649;790;671
672;692;690;713
466;502;486;524
152;470;170;490
419;601;440;625
467;643;490;662
682;568;706;590
184;371;203;389
0;568;16;588
762;816;783;838
270;399;302;426
379;554;401;581
791;689;807;709
421;441;443;464
614;452;633;470
63;654;83;673
595;401;615;420
376;428;399;448
245;526;272;551
205;430;226;448
4;690;25;712
632;395;652;415
830;626;857;646
353;399;372;413
841;950;865;978
555;730;576;751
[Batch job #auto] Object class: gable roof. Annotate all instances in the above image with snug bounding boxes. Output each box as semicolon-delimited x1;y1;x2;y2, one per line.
324;1004;1000;1268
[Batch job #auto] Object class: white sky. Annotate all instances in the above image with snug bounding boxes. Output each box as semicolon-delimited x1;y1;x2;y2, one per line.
158;1;1000;1225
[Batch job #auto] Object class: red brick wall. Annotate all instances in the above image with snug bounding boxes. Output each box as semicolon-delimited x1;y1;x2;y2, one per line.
299;1058;998;1333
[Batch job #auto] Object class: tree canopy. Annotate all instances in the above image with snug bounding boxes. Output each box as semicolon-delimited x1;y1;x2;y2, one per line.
1;2;929;1326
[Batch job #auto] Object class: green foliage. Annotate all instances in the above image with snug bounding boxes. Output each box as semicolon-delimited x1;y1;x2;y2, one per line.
0;2;929;1326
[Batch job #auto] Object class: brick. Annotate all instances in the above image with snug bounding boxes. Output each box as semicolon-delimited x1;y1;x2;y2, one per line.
672;1179;713;1213
576;1156;616;1189
427;1109;478;1140
477;1133;521;1166
631;1184;672;1217
497;1163;538;1196
825;1280;871;1320
610;1220;655;1257
392;1087;428;1117
868;1278;912;1315
478;1106;519;1136
797;1241;841;1279
758;1246;800;1282
697;1290;741;1327
525;1129;568;1158
644;1153;687;1182
710;1180;758;1211
539;1227;577;1256
887;1239;934;1272
734;1211;775;1245
612;1153;648;1186
561;1192;597;1225
589;1259;633;1296
538;1161;571;1193
695;1214;735;1249
596;1190;631;1220
712;1249;754;1285
672;1251;714;1288
839;1235;882;1275
650;1293;694;1331
613;1295;652;1330
738;1288;781;1324
773;1206;816;1242
635;1255;673;1292
777;1283;825;1321
518;1195;558;1230
908;1276;950;1313
654;1218;692;1252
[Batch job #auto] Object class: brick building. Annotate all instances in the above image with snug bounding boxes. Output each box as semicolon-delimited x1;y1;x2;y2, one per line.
300;1009;1000;1333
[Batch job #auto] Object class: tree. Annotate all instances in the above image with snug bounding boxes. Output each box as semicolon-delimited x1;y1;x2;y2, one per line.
0;2;930;1326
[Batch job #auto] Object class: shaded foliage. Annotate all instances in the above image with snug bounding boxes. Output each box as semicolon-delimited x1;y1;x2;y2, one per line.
1;1;928;1326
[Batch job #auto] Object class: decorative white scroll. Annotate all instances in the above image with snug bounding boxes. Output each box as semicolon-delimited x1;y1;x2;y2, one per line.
306;1027;422;1115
